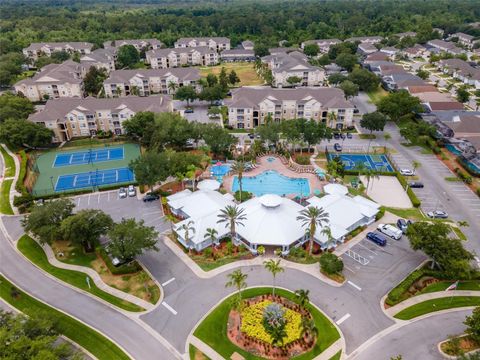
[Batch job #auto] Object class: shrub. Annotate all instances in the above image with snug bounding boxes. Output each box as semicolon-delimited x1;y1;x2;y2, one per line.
203;247;212;258
454;168;473;184
386;268;425;305
234;190;252;202
257;245;265;255
97;248;141;275
375;207;385;221
396;172;421;207
319;253;343;275
226;240;233;255
15;150;28;194
289;246;306;258
294;154;311;165
13;193;34;213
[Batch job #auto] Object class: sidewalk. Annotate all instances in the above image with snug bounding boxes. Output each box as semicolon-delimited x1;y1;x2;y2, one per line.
41;241;154;311
163;236;343;287
385;290;480;318
1;144;20;215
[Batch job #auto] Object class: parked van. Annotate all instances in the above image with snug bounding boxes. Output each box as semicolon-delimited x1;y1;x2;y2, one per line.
377;224;403;240
366;232;387;246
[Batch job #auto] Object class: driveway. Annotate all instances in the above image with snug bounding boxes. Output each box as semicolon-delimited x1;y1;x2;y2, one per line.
173;99;222;125
351;92;377;115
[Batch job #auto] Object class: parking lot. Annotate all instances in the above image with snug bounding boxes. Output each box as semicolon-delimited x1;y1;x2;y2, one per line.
340;232;426;295
72;189;170;234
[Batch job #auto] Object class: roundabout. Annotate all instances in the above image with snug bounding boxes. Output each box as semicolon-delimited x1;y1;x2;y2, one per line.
192;287;342;360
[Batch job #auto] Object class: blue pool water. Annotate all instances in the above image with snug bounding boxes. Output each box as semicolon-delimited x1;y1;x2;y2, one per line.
211;164;231;182
267;157;276;163
328;153;394;172
445;144;462;156
232;170;310;197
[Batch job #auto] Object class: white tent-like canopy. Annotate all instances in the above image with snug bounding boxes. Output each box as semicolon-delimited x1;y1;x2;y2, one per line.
197;179;221;191
323;183;348;196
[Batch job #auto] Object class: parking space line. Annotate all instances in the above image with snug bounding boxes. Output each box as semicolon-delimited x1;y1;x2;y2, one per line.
97;194;101;203
357;243;378;255
108;192;110;201
343;265;356;273
336;313;351;325
161;278;175;287
87;194;91;205
77;197;81;206
347;281;362;291
143;211;163;216
161;301;177;315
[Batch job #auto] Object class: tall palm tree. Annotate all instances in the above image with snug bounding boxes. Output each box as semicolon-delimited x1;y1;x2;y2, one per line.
300;316;318;341
320;226;334;249
180;220;195;249
297;206;330;256
167;81;178;94
217;205;247;243
263;259;284;297
294;289;310;309
412;160;421;175
204;227;218;247
327;111;337;129
231;160;246;201
225;269;248;304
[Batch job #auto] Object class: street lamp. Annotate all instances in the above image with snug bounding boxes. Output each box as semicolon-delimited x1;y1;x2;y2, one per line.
50;176;54;192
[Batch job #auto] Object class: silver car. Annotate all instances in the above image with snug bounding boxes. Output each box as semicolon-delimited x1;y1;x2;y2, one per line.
127;185;136;197
118;187;127;198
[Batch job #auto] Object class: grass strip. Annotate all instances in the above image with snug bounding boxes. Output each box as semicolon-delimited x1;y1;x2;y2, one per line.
394;296;480;320
17;235;144;312
189;344;212;360
329;351;342;360
0;274;130;360
0;145;15;177
194;287;340;360
0;178;14;215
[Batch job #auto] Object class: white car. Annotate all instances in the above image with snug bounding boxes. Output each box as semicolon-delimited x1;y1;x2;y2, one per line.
427;210;448;219
400;169;414;176
377;223;403;240
118;187;127;199
127;185;136;197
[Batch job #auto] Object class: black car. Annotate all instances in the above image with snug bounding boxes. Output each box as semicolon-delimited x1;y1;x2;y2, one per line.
333;133;340;139
408;181;424;188
248;133;255;139
334;143;342;151
184;108;194;113
366;232;387;246
346;133;353;139
396;218;413;233
143;193;160;202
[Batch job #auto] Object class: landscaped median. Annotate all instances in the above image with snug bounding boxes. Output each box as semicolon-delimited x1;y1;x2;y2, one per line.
193;287;341;360
17;234;146;312
0;144;15;215
394;297;480;320
0;274;130;360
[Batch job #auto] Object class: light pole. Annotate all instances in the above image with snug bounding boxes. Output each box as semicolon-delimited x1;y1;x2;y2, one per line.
50;176;54;192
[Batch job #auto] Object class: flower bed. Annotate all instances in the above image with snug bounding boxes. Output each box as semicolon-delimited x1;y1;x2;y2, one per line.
227;295;316;359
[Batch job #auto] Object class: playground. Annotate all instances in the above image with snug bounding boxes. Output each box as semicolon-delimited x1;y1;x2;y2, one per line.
31;143;141;196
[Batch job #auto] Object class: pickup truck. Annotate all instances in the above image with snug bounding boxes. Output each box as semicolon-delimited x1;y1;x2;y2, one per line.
377;223;402;240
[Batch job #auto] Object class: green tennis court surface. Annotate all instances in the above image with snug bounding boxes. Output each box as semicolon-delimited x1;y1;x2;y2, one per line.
32;143;140;196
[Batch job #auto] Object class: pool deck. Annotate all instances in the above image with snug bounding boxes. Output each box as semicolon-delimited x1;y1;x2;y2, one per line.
222;156;325;197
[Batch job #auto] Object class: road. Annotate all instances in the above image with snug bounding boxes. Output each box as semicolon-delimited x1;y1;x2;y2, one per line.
0;215;177;360
352;310;471;360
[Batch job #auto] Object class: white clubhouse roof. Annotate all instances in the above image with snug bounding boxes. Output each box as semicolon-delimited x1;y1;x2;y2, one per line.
324;183;348;196
197;179;221;191
168;189;233;219
237;195;306;247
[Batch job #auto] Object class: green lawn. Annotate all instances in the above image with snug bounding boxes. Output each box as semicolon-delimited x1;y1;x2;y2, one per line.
451;226;467;241
329;351;342;360
366;87;388;104
0;179;14;215
193;287;340;360
62;137;128;149
0;145;15;177
189;344;212;360
385;207;425;221
17;235;144;312
421;280;480;294
394;296;480;320
198;62;264;86
0;275;130;360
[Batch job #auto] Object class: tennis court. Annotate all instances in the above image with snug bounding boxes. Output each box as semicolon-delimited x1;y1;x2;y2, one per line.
54;147;124;167
328;153;394;172
56;168;135;191
31;143;141;196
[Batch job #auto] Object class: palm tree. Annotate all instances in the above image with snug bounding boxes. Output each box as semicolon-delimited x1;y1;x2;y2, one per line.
231;160;246;201
217;205;247;244
384;132;392;142
204;227;218;247
294;289;310;308
225;269;248;304
167;81;178;94
263;259;284;297
300;316;318;341
457;220;469;228
186;164;197;191
327;111;337;129
321;226;335;249
180;220;195;249
412;160;421;175
165;214;176;234
297;206;330;256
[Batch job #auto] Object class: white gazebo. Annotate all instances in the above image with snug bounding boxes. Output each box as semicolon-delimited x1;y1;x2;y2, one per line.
323;183;348;196
197;179;221;191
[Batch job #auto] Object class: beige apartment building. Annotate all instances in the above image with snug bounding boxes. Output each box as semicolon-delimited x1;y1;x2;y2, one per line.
23;42;94;60
262;51;325;88
80;49;116;75
225;87;354;130
174;37;230;51
103;68;201;97
146;47;219;69
14;60;84;102
103;39;163;52
28;96;172;142
300;39;342;53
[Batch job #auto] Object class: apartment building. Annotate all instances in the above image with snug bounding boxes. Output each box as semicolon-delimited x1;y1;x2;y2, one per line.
103;68;201;97
28;96;172;142
241;40;254;51
345;36;383;44
450;32;476;49
427;39;463;55
225;87;354;130
23;42;93;60
146;47;219;69
103;39;163;52
174;37;230;51
220;49;255;62
358;43;378;55
80;49;116;75
401;44;430;59
261;51;325;88
14;60;84;102
394;32;417;40
438;59;480;89
300;39;342;53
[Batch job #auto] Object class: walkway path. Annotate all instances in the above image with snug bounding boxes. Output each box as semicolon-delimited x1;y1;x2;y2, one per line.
1;144;20;215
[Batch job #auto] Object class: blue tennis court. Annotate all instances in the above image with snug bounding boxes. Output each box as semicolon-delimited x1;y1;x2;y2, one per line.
328;153;394;172
55;167;134;191
53;147;124;167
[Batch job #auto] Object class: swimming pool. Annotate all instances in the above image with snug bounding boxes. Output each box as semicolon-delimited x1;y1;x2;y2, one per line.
211;163;231;182
232;170;310;197
445;144;462;156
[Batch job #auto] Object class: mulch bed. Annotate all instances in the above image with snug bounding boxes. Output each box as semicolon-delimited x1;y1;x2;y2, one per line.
227;295;316;359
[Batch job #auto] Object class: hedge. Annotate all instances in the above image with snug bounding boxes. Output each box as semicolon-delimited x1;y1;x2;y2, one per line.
15;150;28;194
386;268;426;306
376;206;385;221
396;173;421;207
